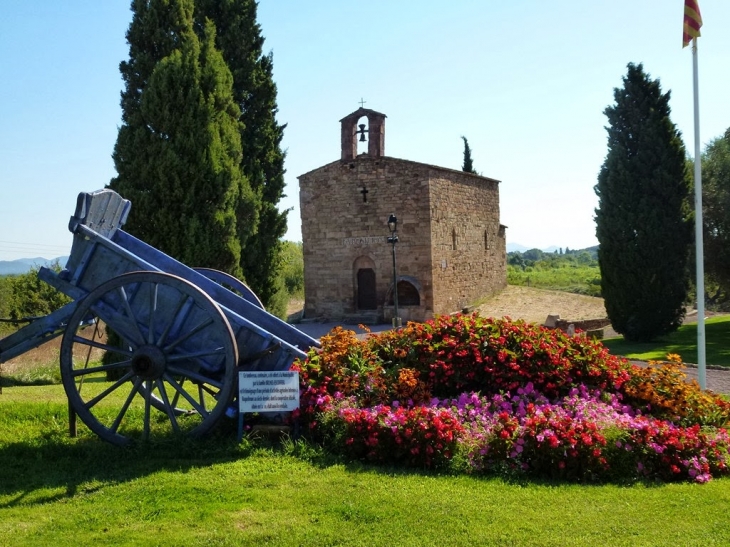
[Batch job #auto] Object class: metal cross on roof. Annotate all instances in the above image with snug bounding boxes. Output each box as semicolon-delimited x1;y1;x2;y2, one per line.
359;98;366;108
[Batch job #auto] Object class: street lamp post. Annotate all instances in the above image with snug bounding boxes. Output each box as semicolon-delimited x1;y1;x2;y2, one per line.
387;213;401;328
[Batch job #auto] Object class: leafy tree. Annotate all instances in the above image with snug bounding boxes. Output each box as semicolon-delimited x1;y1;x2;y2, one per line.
109;0;249;275
461;136;477;174
595;63;692;342
7;263;71;324
197;0;289;316
279;241;304;297
701;128;730;303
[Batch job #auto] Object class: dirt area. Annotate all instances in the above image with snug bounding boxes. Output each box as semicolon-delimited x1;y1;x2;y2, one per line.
286;286;608;327
474;285;607;325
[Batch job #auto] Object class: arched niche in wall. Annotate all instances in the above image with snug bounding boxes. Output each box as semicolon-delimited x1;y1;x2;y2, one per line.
386;275;423;306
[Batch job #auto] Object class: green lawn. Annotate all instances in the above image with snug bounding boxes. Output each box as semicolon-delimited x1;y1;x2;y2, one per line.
2;385;730;546
603;315;730;367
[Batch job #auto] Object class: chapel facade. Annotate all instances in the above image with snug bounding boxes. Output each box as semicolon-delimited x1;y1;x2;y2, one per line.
297;107;507;323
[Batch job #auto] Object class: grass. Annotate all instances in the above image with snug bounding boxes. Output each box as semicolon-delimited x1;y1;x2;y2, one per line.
2;385;730;545
507;264;601;297
603;315;730;367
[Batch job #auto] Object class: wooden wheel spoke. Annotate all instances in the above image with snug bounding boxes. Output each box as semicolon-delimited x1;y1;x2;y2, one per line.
148;283;159;344
170;376;184;409
155;378;180;433
156;293;191;347
162;373;210;418
163;317;215;353
166;347;225;362
84;370;136;410
71;335;134;357
71;359;132;378
166;365;223;390
110;377;143;434
118;285;146;347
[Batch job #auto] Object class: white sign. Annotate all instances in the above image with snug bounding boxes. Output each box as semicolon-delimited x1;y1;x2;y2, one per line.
238;370;300;413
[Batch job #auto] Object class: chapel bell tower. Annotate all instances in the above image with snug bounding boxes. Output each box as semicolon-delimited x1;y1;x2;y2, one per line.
340;107;387;161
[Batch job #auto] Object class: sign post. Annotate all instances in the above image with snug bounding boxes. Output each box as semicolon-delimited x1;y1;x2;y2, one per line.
237;370;300;441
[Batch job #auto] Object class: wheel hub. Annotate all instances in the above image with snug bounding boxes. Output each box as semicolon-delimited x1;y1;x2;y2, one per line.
131;345;167;380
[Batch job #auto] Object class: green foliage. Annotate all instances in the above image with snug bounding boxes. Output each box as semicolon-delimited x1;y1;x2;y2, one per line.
0;275;12;335
280;240;304;297
198;0;289;311
701;128;730;304
461;135;477;174
595;63;692;342
507;248;601;296
110;0;249;276
6;263;71;324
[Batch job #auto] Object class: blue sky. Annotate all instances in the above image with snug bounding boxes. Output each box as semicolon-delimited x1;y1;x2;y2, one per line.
1;1;729;261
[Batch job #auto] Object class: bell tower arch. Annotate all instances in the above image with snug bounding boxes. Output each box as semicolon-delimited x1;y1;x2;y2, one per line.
340;107;386;161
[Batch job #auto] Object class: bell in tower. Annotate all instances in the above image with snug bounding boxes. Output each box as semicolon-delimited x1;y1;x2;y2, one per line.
340;106;386;161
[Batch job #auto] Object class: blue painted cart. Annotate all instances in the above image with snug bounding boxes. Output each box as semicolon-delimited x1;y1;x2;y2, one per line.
0;189;319;446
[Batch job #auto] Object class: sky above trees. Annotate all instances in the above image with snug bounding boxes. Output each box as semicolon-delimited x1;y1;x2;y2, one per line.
1;1;729;260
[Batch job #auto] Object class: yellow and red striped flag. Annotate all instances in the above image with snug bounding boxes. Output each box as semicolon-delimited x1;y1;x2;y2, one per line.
683;0;702;47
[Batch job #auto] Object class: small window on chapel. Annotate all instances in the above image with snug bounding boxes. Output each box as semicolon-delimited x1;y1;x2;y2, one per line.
484;229;489;251
452;228;457;251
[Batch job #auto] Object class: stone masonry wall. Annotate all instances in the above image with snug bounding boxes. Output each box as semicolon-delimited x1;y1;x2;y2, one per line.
428;170;506;314
299;156;434;320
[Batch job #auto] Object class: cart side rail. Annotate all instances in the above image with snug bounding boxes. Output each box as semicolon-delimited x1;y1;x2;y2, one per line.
0;302;77;363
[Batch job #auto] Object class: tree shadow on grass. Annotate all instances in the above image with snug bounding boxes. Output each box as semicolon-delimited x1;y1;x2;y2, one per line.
0;423;253;508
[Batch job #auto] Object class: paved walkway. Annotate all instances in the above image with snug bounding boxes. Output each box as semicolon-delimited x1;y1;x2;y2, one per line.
293;322;730;395
660;364;730;395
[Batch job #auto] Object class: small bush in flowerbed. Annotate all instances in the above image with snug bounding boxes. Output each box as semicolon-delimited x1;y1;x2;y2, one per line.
292;314;730;483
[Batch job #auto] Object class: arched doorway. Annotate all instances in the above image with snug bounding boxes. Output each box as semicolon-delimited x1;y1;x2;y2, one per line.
357;268;377;310
354;255;378;311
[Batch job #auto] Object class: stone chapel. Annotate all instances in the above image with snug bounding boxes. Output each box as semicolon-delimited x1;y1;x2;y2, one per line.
298;107;507;323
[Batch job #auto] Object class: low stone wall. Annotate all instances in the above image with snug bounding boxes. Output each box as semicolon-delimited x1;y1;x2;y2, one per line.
554;318;611;332
543;314;611;339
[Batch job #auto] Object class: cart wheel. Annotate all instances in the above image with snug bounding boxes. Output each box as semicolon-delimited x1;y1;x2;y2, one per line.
194;267;265;309
60;271;238;446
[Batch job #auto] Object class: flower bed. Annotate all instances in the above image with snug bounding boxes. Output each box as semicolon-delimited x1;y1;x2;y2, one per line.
292;314;730;483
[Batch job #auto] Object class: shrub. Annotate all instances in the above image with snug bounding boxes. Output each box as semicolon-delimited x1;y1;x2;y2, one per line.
7;263;71;324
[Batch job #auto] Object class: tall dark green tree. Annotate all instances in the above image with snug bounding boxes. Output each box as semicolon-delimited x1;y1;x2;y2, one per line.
461;136;477;174
197;0;289;315
109;0;251;275
701;128;730;300
594;63;692;342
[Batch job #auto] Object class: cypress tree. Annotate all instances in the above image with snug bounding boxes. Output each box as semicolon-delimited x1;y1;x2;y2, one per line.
461;136;477;174
700;128;730;301
595;63;692;342
197;0;288;315
109;0;250;275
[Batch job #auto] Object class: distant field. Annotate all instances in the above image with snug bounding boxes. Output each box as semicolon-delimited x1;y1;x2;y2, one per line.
507;264;602;297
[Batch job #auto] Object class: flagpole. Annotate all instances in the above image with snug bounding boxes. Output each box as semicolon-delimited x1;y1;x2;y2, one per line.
691;36;706;390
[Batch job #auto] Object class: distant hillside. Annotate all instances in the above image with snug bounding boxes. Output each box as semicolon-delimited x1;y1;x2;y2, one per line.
507;243;598;256
0;257;68;276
